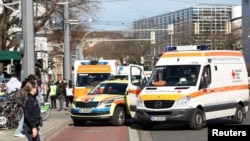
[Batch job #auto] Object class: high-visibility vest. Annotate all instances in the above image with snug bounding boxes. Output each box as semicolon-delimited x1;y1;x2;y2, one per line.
0;91;5;96
49;85;57;96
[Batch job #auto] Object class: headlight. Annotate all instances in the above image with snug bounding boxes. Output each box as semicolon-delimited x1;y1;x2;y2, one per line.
137;97;145;108
71;101;76;108
99;99;114;106
175;96;191;107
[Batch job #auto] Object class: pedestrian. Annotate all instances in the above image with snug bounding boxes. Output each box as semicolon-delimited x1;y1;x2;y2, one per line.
56;79;67;111
14;74;38;138
48;80;57;109
36;81;43;104
6;72;22;94
65;80;73;110
22;81;41;141
5;72;23;137
0;80;6;96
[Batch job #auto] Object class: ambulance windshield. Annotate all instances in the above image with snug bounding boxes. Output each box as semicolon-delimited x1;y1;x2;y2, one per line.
147;65;201;87
76;73;110;87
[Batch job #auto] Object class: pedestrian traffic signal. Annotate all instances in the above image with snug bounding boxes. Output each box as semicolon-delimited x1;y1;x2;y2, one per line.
35;59;43;70
10;65;15;74
47;59;54;69
4;64;11;74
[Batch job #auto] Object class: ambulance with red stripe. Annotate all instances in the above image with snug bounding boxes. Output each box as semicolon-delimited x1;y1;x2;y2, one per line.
73;60;118;99
128;46;249;130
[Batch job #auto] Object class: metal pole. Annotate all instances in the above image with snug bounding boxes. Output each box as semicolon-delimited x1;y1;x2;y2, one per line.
21;0;35;81
170;34;172;46
64;0;70;81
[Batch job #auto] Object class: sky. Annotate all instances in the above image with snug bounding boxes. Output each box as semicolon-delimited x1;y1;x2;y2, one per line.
88;0;241;30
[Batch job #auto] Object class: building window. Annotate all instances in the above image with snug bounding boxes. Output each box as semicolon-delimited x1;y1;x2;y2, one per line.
243;0;249;5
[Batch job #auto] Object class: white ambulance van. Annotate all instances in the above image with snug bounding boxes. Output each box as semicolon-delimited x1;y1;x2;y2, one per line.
128;48;249;130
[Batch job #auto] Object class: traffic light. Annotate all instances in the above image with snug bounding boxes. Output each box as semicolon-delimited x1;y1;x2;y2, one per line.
4;64;11;74
47;59;54;69
35;59;43;70
10;65;15;74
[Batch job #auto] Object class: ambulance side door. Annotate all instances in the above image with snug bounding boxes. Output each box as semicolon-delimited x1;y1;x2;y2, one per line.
126;64;148;118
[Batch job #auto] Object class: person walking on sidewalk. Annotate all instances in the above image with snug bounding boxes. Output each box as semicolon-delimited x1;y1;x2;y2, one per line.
56;79;67;111
65;80;73;110
22;81;42;141
48;80;57;109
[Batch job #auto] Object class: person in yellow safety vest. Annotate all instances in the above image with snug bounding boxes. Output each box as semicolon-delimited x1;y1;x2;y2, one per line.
48;81;57;109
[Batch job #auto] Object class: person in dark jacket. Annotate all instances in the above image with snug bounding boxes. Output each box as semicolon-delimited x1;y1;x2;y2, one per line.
14;74;38;137
22;81;41;141
57;79;67;111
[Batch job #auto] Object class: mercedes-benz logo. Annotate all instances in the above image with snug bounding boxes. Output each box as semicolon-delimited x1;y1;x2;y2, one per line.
155;101;162;108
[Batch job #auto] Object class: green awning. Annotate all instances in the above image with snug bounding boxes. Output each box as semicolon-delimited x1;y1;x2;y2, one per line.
0;51;22;60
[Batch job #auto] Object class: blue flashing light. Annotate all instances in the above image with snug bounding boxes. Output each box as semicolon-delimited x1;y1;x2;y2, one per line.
98;61;108;65
200;45;209;50
80;62;90;65
165;46;176;51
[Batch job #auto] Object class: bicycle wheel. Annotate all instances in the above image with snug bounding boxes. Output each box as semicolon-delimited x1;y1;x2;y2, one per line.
10;107;23;129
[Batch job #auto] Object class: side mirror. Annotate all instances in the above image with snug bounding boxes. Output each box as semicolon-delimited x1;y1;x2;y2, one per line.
139;78;147;89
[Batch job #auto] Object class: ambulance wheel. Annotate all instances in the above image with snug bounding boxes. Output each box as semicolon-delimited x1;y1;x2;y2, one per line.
111;106;125;126
232;104;244;124
189;108;204;130
73;119;86;126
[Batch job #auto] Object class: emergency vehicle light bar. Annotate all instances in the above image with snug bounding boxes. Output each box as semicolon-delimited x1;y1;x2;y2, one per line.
165;45;208;52
80;60;108;65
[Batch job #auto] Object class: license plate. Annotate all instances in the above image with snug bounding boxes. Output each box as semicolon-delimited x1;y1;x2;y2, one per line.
150;116;166;121
79;108;92;113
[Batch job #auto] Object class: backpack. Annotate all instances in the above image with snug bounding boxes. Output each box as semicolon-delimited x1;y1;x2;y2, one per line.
14;88;25;107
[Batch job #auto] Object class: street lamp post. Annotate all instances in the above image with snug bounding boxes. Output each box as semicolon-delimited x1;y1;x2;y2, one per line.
63;0;71;81
21;0;35;81
58;0;78;81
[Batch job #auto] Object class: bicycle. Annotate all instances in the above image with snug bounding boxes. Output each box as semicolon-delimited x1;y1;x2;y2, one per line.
0;90;22;129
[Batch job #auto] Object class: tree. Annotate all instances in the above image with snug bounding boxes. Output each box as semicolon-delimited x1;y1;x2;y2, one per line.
0;0;99;51
83;31;152;66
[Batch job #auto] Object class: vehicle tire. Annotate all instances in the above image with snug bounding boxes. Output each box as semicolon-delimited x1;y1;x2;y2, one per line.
189;108;204;130
73;119;86;126
111;106;125;126
140;123;154;130
232;104;244;124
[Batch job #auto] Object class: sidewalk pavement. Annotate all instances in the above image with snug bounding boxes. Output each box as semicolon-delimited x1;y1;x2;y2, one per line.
0;109;72;141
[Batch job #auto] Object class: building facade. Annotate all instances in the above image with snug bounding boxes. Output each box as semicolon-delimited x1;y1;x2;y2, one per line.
242;0;250;63
133;4;241;55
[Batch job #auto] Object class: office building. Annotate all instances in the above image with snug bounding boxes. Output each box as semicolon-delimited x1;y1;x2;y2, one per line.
133;4;241;54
